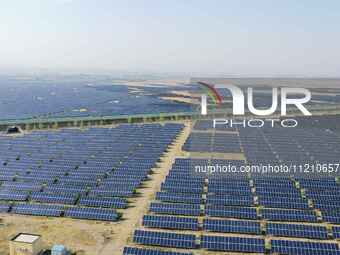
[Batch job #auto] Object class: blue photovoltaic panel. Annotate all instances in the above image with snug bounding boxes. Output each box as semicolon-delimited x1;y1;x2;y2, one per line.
160;185;203;194
143;215;199;231
64;207;118;221
206;194;254;206
0;190;28;201
123;246;193;255
332;226;340;239
208;185;251;194
203;218;261;235
271;239;340;255
258;197;309;210
31;192;76;205
322;212;340;224
1;181;43;191
156;192;202;204
267;222;328;239
79;196;127;209
162;180;203;189
133;230;196;249
89;188;134;198
313;201;340;211
262;208;317;222
123;247;192;255
11;203;63;217
206;205;257;220
43;186;87;195
150;202;201;216
201;235;265;253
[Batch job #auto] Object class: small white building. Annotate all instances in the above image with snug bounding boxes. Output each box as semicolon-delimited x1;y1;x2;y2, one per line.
9;233;44;255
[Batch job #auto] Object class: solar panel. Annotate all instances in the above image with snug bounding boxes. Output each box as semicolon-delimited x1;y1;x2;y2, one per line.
1;181;43;191
133;230;196;249
323;213;340;224
206;194;254;206
258;197;309;210
332;226;340;239
262;208;317;222
156;192;202;204
204;218;261;235
160;185;203;194
11;203;63;217
43;186;87;195
143;215;199;231
201;235;265;253
208;178;249;186
208;185;251;194
31;192;76;205
150;202;201;216
206;205;257;220
89;188;134;198
255;186;300;196
64;207;119;221
123;246;193;255
165;176;204;185
271;239;340;255
0;190;28;201
267;222;328;239
79;196;127;209
162;180;203;189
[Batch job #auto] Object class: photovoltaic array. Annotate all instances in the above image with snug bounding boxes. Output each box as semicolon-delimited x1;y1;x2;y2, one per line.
0;123;184;221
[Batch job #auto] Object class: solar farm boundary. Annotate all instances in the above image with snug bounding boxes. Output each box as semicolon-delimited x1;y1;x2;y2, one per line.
0;104;339;132
98;123;192;255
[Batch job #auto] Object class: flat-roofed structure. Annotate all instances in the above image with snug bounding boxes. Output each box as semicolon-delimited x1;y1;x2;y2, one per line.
9;233;43;255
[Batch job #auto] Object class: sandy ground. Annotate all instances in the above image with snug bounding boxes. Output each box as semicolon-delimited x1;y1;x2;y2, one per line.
0;122;192;255
0;215;117;255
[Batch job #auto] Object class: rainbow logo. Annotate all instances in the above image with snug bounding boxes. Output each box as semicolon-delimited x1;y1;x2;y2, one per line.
197;81;223;106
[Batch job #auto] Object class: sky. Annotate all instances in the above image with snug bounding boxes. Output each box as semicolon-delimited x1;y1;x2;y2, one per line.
0;0;339;76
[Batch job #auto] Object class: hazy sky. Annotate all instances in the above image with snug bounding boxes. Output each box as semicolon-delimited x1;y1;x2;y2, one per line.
1;0;339;76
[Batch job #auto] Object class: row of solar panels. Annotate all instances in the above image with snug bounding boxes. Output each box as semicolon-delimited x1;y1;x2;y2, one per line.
142;215;340;240
156;190;311;208
149;202;323;221
0;203;119;221
0;182;136;199
0;190;128;208
125;229;340;255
